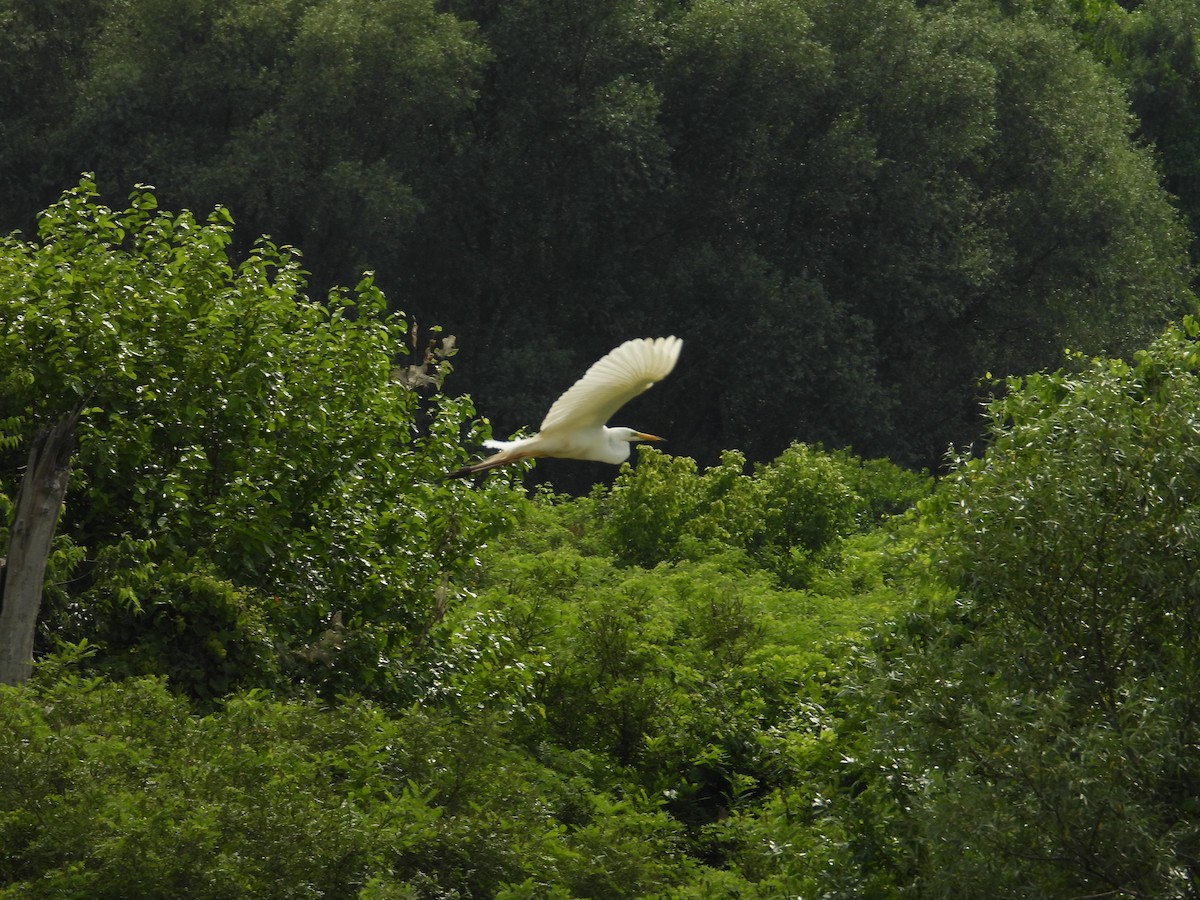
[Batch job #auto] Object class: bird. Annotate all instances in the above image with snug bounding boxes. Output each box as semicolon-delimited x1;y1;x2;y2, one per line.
447;336;683;478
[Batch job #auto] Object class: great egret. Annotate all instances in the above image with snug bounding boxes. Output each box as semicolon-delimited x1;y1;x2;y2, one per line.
448;336;683;478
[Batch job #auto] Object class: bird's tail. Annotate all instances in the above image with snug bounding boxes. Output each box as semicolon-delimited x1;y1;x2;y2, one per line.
444;439;532;479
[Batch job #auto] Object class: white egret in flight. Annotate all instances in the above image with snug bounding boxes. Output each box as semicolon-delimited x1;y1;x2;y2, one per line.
448;336;683;478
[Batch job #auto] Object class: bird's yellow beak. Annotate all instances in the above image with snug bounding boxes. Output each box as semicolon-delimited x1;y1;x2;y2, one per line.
634;431;664;442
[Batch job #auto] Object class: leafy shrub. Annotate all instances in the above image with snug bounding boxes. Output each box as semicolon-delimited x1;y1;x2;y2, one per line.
82;560;280;705
0;675;720;899
745;444;861;586
0;677;364;898
845;318;1200;895
459;478;922;852
834;452;934;527
599;443;928;587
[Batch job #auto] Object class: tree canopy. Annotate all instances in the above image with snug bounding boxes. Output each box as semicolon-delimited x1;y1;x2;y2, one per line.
0;179;517;701
1;0;1195;474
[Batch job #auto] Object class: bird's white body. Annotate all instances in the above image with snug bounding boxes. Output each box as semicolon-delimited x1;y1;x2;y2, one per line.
481;425;646;466
449;336;682;477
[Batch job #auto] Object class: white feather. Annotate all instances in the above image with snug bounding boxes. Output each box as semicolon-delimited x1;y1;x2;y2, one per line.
448;336;683;477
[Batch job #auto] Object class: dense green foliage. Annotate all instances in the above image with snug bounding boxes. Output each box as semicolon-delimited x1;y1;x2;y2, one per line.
0;187;937;892
28;304;1200;893
1;436;930;895
0;676;718;898
0;180;517;703
5;4;1200;892
826;319;1200;895
2;0;1196;473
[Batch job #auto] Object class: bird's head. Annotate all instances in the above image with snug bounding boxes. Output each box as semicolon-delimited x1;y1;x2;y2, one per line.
609;427;664;444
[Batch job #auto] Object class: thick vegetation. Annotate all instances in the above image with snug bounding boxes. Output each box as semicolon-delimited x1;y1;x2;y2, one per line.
1;0;1196;474
0;180;516;703
6;0;1200;893
3;184;1200;894
849;320;1200;896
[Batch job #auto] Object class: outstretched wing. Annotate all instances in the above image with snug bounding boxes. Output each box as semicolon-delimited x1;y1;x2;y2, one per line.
539;336;683;434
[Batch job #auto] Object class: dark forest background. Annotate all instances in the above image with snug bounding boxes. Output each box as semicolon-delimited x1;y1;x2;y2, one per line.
5;0;1198;479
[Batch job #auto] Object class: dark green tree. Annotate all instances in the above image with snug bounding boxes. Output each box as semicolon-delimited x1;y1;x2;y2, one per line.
37;0;487;290
1065;0;1200;261
0;0;108;226
1115;0;1200;263
408;0;676;466
0;0;1193;476
432;0;1193;473
650;0;1192;466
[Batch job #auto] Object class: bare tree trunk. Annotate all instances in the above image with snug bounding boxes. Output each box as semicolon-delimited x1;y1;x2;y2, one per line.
0;405;83;685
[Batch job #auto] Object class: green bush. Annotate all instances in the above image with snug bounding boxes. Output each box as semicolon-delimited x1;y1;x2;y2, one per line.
0;677;365;898
0;675;723;898
458;474;925;853
599;443;929;587
842;318;1200;895
82;560;280;705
